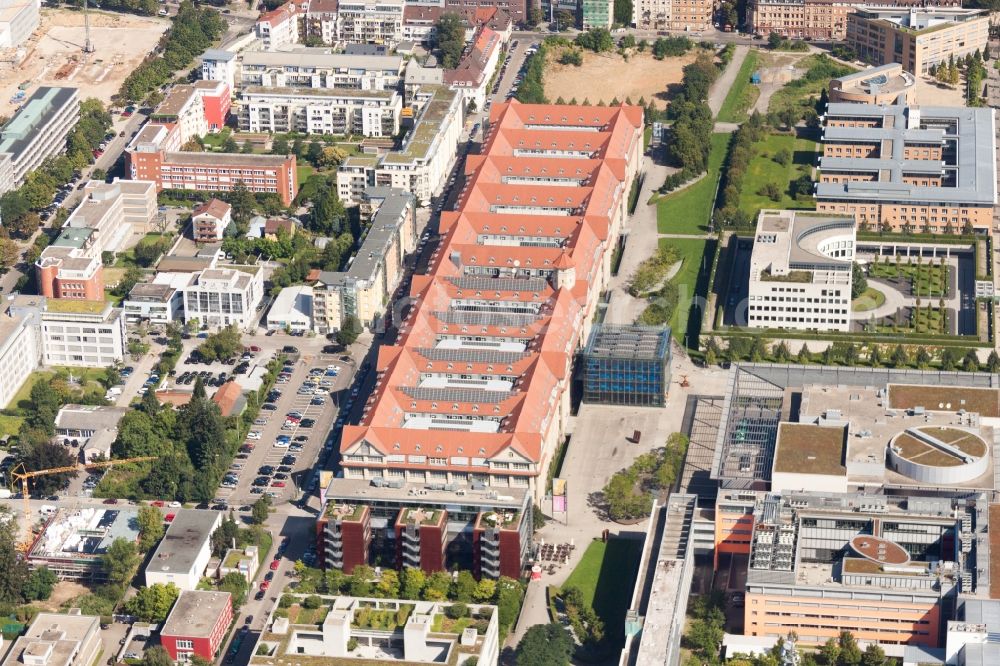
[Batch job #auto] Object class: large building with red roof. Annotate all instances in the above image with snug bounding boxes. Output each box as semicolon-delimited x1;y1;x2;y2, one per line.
321;101;643;577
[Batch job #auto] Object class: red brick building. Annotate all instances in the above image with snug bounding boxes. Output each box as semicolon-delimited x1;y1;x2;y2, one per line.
395;508;447;573
160;590;233;662
319;503;370;573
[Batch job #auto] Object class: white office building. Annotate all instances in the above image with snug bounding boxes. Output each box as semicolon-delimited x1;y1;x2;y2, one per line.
144;510;222;591
0;306;40;409
0;87;79;193
123;272;191;325
747;209;855;333
181;266;264;330
201;49;238;90
0;0;39;49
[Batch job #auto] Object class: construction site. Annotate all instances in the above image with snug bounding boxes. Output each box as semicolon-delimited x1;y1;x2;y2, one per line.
0;8;168;117
26;506;140;581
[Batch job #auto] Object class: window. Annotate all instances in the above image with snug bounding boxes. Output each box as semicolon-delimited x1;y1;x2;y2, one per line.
176;640;194;650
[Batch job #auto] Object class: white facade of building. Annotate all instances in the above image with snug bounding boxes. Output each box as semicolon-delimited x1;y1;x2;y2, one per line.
267;285;313;331
0;308;40;409
337;85;462;205
123;272;191;325
144;510;222;591
0;1;39;49
182;266;264;330
747;209;855;333
65;179;158;254
306;0;404;46
239;86;401;136
201;49;238;90
0;86;79;193
255;2;301;51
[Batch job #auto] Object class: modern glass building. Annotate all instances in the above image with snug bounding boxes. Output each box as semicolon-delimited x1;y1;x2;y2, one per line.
579;323;671;407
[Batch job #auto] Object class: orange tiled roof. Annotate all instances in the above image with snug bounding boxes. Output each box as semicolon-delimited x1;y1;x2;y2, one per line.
340;101;642;472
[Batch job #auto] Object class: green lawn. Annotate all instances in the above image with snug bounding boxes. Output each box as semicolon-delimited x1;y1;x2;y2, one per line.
656;133;731;235
662;237;711;344
643;126;653;152
767;54;856;118
562;539;643;645
852;287;885;313
737;133;818;216
870;259;949;297
201;128;233;150
0;415;23;438
296;165;316;186
114;232;171;268
717;50;761;123
9;368;110;413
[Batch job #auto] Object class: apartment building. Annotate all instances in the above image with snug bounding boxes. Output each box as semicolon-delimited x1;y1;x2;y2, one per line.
747;0;959;41
742;492;982;647
255;0;303;50
816;102;997;232
239;86;402;136
828;63;916;105
192;198;232;242
36;179;158;300
304;0;405;46
0;307;40;409
318;483;532;578
311;187;416;334
0;86;79;194
332;102;643;506
239;49;404;90
200;49;238;90
126;124;298;205
443;26;504;111
747;210;855;333
402;5;514;43
336;85;463;204
631;0;713;31
181;265;264;330
847;7;989;75
150;80;231;143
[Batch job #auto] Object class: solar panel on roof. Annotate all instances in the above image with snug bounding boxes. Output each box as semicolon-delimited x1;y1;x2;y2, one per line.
402;386;513;403
448;276;548;292
416;348;531;364
433;310;539;327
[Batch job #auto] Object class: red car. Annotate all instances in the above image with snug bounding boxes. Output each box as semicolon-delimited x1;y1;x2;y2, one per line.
102;498;118;505
271;481;286;488
150;500;165;507
92;149;103;158
165;513;176;522
259;580;270;591
248;345;262;353
269;559;280;571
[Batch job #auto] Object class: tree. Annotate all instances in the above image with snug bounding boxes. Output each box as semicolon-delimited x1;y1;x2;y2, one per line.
375;569;400;598
228;180;257;228
103;538;139;586
272;136;290;155
820;637;840;666
19;441;77;495
400;567;425;600
472;578;496;602
422;571;451;601
221;136;240;153
915;346;931;369
0;508;28;603
963;348;980;372
219;571;249;608
861;642;887;666
124;583;180;622
137;506;165;551
142;647;174;666
851;262;867;299
452;570;477;602
251;495;272;525
613;0;632;25
307;141;323;165
515;623;573;666
336;315;363;346
197;325;243;362
22;566;57;601
774;148;791;167
987;350;1000;373
838;631;862;666
890;344;909;368
768;32;784;49
433;13;466;69
0;238;18;272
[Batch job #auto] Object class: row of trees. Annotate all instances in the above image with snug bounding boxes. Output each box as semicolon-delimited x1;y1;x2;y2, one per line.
56;0;159;15
118;1;226;103
575;28;615;53
663;54;720;186
704;335;999;372
516;44;548;104
0;508;58;606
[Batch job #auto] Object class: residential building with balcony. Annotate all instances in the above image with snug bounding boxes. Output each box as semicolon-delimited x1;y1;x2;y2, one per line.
631;0;713;31
312;187;416;333
238;49;404;90
192;198;232;242
336;85;463;204
816;101;997;233
150;80;231;143
255;0;303;50
846;7;989;75
239;86;402;137
304;0;405;46
200;49;238;90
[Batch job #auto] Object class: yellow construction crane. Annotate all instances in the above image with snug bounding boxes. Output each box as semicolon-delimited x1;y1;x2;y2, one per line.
9;456;158;551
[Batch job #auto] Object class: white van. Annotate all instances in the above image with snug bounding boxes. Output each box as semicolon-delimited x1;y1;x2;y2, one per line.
39;504;57;516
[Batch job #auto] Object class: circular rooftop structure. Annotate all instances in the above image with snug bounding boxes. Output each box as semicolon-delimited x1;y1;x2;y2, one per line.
850;535;910;566
888;426;989;484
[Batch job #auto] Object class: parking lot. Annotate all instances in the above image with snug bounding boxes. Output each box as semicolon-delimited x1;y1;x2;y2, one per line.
215;348;352;507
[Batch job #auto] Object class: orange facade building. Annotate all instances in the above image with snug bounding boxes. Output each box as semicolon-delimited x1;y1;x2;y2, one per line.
817;101;996;233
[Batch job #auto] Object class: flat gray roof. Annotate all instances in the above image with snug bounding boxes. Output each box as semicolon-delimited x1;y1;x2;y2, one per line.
324;476;528;510
0;87;77;160
818;102;997;206
146;509;220;577
161;590;231;638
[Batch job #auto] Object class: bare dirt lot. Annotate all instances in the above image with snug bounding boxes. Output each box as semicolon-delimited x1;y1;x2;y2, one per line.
0;8;168;116
544;49;699;109
34;580;90;612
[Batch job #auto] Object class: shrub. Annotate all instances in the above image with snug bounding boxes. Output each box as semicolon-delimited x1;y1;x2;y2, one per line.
278;594;294;609
303;595;322;610
445;602;469;619
347;638;359;652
